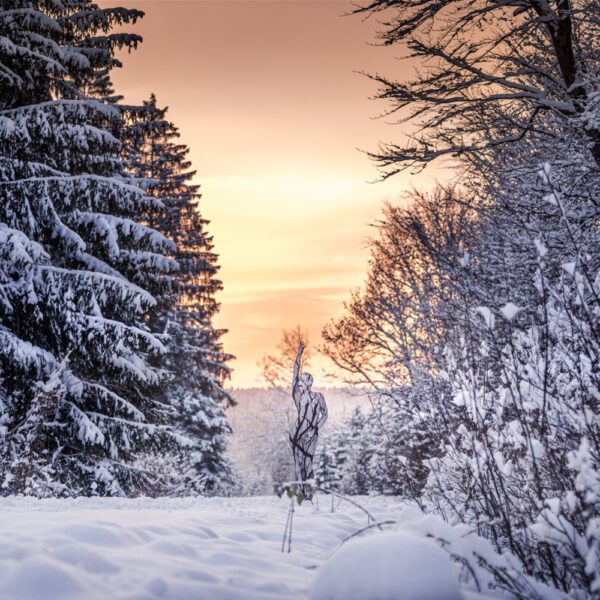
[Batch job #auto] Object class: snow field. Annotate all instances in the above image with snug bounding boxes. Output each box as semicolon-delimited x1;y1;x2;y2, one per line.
0;496;485;600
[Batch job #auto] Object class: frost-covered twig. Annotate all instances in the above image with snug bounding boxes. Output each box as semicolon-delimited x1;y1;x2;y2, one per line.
341;520;396;545
277;481;390;553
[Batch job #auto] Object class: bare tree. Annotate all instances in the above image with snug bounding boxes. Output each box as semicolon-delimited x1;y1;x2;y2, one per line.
322;187;473;502
258;326;312;391
354;0;600;174
323;186;475;390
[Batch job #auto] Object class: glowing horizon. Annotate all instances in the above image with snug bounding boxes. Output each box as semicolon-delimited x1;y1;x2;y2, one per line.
99;0;442;387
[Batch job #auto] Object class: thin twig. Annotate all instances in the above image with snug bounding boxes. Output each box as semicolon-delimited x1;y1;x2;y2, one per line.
341;520;396;544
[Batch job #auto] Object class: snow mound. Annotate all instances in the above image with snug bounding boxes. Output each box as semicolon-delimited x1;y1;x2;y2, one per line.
311;531;462;600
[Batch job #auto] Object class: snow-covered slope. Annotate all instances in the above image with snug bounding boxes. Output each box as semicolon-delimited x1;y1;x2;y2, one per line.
0;496;491;600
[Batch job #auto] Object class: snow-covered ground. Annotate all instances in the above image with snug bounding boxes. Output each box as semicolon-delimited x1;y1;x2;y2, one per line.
0;495;491;600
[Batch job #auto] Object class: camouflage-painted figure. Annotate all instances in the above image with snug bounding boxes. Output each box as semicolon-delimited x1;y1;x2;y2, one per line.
289;340;328;484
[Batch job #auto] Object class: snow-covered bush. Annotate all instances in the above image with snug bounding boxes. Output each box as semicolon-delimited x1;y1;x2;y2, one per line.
324;0;600;594
426;166;600;595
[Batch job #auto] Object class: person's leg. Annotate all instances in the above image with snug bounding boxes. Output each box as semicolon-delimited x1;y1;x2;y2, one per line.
289;427;303;483
297;429;318;498
305;429;318;478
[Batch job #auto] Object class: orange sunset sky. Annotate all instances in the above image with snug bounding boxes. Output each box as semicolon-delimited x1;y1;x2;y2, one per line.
99;0;441;387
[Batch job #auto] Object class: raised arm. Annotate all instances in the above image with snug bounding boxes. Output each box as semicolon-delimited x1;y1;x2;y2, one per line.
292;340;305;389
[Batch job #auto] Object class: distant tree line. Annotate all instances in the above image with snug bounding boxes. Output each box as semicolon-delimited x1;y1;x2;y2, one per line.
0;1;233;497
322;0;600;597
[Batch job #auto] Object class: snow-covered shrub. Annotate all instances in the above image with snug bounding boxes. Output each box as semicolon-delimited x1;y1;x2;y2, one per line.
422;165;600;595
325;0;600;594
323;96;600;599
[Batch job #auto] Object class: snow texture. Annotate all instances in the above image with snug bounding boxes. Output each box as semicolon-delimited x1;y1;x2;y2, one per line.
0;496;496;600
499;302;522;321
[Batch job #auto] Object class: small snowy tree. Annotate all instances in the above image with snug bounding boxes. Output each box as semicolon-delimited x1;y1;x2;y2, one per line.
338;408;371;495
315;424;348;493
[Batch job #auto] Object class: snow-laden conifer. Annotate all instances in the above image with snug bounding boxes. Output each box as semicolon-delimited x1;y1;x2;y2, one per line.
0;2;179;497
124;96;234;495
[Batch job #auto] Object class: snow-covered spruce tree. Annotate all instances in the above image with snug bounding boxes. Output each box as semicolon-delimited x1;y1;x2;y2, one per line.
124;96;234;495
315;420;348;493
313;391;432;500
363;390;432;500
337;408;371;495
0;2;181;497
315;408;371;496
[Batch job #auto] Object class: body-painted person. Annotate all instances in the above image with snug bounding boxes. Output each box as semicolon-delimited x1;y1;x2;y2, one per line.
289;340;328;493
